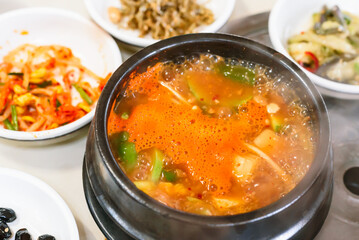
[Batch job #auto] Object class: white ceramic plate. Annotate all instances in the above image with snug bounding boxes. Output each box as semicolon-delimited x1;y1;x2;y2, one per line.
0;168;79;240
0;7;122;141
84;0;235;48
269;0;359;99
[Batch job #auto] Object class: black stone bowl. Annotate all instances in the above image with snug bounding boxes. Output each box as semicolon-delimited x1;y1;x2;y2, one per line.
83;33;333;240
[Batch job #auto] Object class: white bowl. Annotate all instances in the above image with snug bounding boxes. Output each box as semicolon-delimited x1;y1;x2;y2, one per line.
0;168;79;240
0;7;122;141
84;0;235;48
269;0;359;99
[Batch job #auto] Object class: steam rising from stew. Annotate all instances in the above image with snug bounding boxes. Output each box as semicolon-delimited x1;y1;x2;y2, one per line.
107;53;314;216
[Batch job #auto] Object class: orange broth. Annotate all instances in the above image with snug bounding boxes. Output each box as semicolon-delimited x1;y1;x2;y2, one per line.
107;54;314;216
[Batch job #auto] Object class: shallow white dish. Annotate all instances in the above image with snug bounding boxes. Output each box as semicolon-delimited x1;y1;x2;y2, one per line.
0;168;79;240
269;0;359;99
0;7;122;141
84;0;235;48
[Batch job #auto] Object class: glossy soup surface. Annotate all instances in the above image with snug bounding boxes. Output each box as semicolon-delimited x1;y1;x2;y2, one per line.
108;53;314;216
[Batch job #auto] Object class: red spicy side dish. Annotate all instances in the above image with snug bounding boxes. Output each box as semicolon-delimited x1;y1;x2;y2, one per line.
0;44;111;131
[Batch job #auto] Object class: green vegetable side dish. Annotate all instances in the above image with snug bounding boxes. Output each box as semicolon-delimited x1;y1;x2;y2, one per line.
72;84;93;105
287;5;359;85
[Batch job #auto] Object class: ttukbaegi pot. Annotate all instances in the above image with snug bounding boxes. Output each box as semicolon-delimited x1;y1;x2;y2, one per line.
84;33;333;240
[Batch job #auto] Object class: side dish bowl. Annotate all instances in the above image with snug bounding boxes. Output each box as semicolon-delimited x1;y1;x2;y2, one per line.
84;0;235;48
84;33;332;239
269;0;359;99
0;168;79;240
0;7;122;142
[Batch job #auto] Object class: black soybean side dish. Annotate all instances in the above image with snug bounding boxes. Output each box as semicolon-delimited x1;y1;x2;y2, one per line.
0;207;56;240
0;221;12;239
15;228;31;240
0;209;16;223
38;234;56;240
0;208;15;240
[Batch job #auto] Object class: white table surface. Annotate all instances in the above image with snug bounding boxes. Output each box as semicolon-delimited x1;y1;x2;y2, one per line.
0;0;277;239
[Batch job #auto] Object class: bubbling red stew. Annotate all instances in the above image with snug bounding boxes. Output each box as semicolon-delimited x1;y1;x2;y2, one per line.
107;53;314;216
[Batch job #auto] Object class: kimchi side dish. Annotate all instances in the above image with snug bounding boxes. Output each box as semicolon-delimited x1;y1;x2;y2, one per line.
108;53;314;216
0;44;110;132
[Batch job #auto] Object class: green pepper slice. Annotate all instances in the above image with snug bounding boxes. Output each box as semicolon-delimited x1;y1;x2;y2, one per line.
117;141;137;170
7;72;24;76
3;119;15;130
109;131;130;149
37;80;52;88
11;105;18;131
73;84;93;105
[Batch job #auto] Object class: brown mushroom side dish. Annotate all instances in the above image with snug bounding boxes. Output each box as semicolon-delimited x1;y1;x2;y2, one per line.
107;0;214;39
